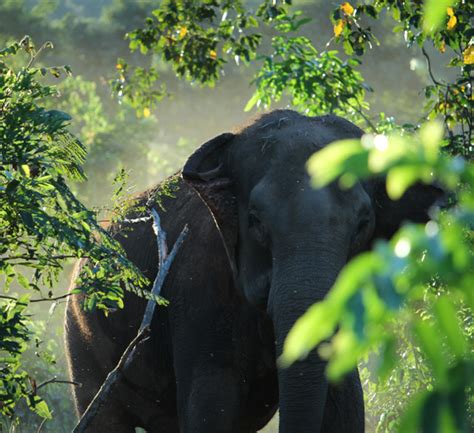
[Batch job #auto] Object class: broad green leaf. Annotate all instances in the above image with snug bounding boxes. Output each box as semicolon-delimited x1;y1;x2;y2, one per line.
283;253;379;365
419;121;443;162
423;0;458;33
386;166;422;200
376;336;397;380
16;273;30;290
398;391;429;433
27;396;52;419
307;139;368;187
433;297;466;358
414;320;448;387
367;135;407;173
20;164;30;177
326;330;363;380
244;91;260;112
281;300;339;366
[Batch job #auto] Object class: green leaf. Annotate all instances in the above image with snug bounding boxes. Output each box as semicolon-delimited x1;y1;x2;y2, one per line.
386;166;421;200
433;297;466;358
16;273;30;290
423;0;458;33
27;396;52;419
419;121;443;162
307;139;368;187
244;91;260;112
414;320;448;386
282;253;379;366
281;300;339;366
376;335;397;380
326;330;362;380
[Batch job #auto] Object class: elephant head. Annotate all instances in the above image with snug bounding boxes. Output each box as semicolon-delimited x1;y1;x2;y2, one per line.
182;110;443;432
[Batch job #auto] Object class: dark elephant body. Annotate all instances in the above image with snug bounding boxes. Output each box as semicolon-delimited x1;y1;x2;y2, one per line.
66;179;281;432
65;110;441;433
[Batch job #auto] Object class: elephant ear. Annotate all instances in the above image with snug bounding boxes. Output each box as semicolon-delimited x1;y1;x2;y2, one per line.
368;178;446;240
182;133;238;275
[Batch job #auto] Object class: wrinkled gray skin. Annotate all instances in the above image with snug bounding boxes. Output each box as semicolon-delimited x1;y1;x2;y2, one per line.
65;110;443;433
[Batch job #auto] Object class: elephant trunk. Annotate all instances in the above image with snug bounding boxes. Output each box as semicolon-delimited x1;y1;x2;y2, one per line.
269;249;346;433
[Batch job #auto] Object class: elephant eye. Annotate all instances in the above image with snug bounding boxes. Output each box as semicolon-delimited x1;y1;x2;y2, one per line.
356;217;370;233
248;211;268;245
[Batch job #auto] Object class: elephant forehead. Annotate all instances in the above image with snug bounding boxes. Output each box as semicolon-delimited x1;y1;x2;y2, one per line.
229;110;365;192
234;113;363;163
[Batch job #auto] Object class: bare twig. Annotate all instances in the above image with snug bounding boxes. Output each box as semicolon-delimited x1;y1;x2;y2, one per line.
140;209;189;331
30;293;73;303
421;46;442;87
37;376;81;391
0;293;73;303
353;103;378;134
26;40;53;69
0;295;20;302
5;254;86;262
36;417;47;433
72;208;189;433
71;327;151;433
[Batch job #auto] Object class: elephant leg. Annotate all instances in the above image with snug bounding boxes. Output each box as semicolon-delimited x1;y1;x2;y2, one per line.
73;383;140;433
178;368;242;433
321;368;364;433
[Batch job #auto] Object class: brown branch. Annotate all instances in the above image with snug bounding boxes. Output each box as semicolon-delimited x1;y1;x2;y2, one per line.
36;377;81;391
5;254;87;261
30;293;73;303
36;417;47;433
72;208;189;433
71;327;151;433
0;293;73;303
0;295;20;302
421;46;442;87
140;209;189;331
353;102;378;134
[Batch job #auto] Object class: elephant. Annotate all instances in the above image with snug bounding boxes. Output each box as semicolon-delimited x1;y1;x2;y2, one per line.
65;109;443;433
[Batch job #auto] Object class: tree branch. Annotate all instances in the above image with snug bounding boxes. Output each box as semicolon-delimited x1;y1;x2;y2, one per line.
72;208;189;433
421;46;442;87
71;327;151;433
0;293;73;303
140;209;189;331
36;377;81;391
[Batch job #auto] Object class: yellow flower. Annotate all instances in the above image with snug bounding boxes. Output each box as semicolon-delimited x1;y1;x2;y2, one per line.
447;17;457;31
334;20;345;37
463;46;474;65
341;2;354;16
143;107;151;118
439;40;446;53
179;26;188;39
209;50;218;60
446;7;457;30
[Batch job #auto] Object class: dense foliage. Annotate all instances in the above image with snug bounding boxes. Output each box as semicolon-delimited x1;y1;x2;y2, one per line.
0;37;150;425
287;123;473;432
120;1;473;432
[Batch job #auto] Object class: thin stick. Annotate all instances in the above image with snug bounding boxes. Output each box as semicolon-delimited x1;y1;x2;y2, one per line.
140;211;189;332
421;46;442;87
72;208;189;433
36;417;47;433
36;377;81;391
71;328;151;433
0;293;73;303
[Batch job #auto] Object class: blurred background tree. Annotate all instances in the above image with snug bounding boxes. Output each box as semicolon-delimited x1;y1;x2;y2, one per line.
0;1;472;432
